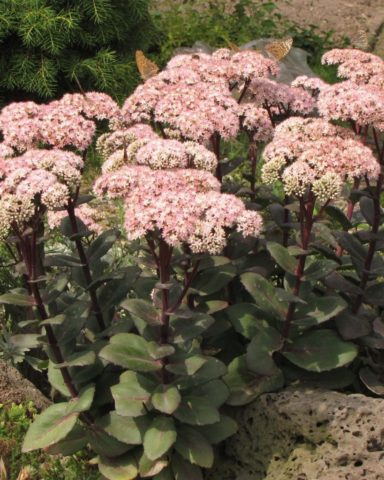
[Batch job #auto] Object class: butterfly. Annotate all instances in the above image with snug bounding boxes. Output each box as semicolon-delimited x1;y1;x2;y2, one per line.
135;50;159;81
351;29;369;51
265;37;293;61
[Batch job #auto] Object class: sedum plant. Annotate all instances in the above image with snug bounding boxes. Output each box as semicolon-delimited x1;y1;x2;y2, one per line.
0;42;383;479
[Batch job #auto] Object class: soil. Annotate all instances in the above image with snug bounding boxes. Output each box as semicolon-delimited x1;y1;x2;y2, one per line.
155;0;384;55
274;0;384;45
0;359;50;409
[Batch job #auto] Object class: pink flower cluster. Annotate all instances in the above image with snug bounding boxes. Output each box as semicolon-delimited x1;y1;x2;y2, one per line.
121;48;282;143
239;104;274;142
0;92;118;152
48;204;103;235
248;78;316;115
322;49;384;87
291;75;327;96
318;81;384;131
100;132;218;174
262;117;380;202
94;166;262;253
0;149;84;238
97;124;159;158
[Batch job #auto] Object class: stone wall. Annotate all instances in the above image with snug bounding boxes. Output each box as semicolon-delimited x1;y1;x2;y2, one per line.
209;388;384;480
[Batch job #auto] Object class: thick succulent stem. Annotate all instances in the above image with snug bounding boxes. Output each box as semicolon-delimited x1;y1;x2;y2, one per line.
282;192;316;340
158;239;172;384
211;133;222;181
352;131;384;313
247;136;258;201
19;232;79;399
66;202;106;331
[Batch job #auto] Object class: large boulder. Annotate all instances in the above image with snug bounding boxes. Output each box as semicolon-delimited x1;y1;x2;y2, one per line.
209;388;384;480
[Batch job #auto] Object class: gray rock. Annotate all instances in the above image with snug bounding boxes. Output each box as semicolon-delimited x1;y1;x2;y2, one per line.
209;388;384;480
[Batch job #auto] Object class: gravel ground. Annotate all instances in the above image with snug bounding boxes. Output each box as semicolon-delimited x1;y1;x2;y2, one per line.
155;0;384;53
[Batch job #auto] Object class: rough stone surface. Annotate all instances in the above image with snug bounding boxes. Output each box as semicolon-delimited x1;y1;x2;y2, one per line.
0;359;50;409
208;388;384;480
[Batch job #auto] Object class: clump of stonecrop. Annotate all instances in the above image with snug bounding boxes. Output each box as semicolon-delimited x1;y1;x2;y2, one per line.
0;43;383;480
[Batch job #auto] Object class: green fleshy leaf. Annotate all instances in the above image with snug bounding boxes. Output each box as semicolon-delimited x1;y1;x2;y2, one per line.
224;355;284;406
192;264;236;295
225;303;266;339
177;357;227;389
303;259;339;281
98;454;138;480
95;412;148;445
87;229;119;260
99;333;161;372
282;329;358;372
187;380;229;407
66;384;95;414
246;324;281;376
171;310;215;343
0;291;35;306
22;403;79;452
86;427;130;457
121;298;161;326
152;385;181;415
294;296;347;328
112;371;155;417
196;415;238;444
241;272;286;319
139;453;169;478
172;453;203;480
266;241;297;275
174;425;214;468
44;424;87;456
174;396;220;426
143;416;177;461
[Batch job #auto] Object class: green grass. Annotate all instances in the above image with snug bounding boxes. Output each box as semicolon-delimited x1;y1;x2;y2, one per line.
0;403;99;480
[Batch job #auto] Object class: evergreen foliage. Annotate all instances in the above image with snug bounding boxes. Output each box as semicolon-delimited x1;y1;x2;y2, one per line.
0;0;157;103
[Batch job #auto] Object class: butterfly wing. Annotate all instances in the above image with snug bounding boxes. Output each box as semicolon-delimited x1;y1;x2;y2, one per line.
135;50;159;81
227;41;241;53
352;29;369;51
265;37;293;61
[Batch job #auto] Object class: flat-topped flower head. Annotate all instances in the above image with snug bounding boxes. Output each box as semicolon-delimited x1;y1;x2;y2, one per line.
0;144;14;159
318;81;384;129
0;148;84;237
94;166;262;253
135;139;189;169
0;101;41;151
0;194;35;239
48;204;103;235
248;78;316;115
60;92;120;120
0;94;109;151
262;117;380;202
228;50;279;82
291;75;328;96
166;52;231;84
97;124;159;158
239;104;274;142
154;82;240;142
322;49;384;86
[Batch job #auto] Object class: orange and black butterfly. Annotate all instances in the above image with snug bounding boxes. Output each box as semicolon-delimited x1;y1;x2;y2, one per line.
135;50;159;81
265;37;293;61
351;29;369;51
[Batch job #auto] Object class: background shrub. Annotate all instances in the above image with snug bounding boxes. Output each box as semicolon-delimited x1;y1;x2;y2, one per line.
0;0;158;104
